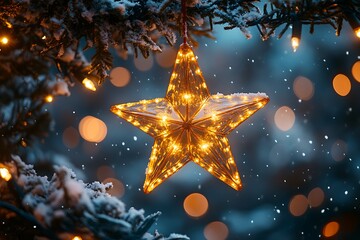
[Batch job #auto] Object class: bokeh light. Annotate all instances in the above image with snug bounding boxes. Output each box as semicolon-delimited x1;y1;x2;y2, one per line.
351;61;360;82
155;47;177;68
134;54;153;71
97;165;116;181
289;194;308;217
110;67;131;87
45;95;54;103
0;167;12;181
204;221;229;240
72;237;82;240
78;116;107;143
274;106;295;131
332;74;351;96
0;36;9;45
102;178;125;198
293;76;314;100
307;187;325;208
62;126;80;148
331;139;347;161
183;193;208;217
323;221;339;237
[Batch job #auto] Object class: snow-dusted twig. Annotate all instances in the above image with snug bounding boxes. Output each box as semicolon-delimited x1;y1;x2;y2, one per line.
0;156;189;240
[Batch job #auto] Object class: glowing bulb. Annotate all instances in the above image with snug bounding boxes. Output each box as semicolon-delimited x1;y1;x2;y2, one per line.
291;37;300;52
355;27;360;38
173;144;179;151
183;93;191;100
5;21;12;28
82;78;97;91
45;95;53;103
201;143;209;150
72;237;82;240
0;37;9;45
0;168;11;181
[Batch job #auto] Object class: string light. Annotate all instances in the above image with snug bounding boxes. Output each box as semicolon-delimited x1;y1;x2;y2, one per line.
111;43;269;193
291;21;302;52
0;167;12;181
82;78;97;91
44;95;54;103
354;27;360;38
5;21;12;28
0;36;9;45
344;10;360;38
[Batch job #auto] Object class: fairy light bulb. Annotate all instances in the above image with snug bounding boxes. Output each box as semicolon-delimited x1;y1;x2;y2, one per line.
344;10;360;39
5;21;12;29
355;27;360;38
0;168;11;181
82;78;97;91
291;21;302;52
0;36;9;45
45;95;54;103
291;37;300;52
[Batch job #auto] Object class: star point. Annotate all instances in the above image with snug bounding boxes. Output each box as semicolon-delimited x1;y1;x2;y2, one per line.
111;43;269;193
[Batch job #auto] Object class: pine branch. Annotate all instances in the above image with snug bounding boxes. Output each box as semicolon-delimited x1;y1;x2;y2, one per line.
1;0;358;84
0;156;189;240
0;201;60;240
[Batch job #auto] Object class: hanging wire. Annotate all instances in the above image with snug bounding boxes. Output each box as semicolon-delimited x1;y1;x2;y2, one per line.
181;0;188;44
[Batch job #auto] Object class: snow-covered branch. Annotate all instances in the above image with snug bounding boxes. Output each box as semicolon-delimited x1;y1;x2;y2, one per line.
0;156;189;240
1;0;359;84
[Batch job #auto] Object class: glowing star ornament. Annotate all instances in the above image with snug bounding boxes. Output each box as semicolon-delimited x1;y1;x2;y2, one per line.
111;43;269;193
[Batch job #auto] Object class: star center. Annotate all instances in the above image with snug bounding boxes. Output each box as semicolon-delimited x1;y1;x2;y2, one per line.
182;121;193;130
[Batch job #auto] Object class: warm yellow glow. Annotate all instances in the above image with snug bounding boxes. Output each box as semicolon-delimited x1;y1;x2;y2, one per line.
111;43;269;193
204;221;229;240
72;237;82;240
351;61;360;82
0;168;11;181
82;78;97;91
0;36;9;45
355;27;360;38
183;93;192;101
332;74;351;96
289;194;308;217
161;115;168;122
5;21;12;28
183;193;208;217
201;142;209;150
41;35;47;40
291;37;300;52
78;116;107;142
323;221;339;237
44;95;53;103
